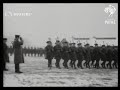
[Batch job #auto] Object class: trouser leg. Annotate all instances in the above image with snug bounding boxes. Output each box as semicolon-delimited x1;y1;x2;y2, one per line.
78;59;83;69
80;60;83;69
88;60;91;68
70;60;72;67
116;59;118;68
77;60;80;68
96;60;99;69
113;60;117;68
55;59;57;67
91;60;95;68
63;60;65;67
65;59;68;68
48;59;52;68
15;64;19;72
91;60;94;67
86;60;89;68
73;60;77;69
56;59;60;68
109;60;112;69
84;60;87;68
101;60;106;68
58;59;61;68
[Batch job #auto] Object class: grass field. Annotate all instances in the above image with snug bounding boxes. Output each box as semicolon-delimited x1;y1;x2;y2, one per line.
3;54;118;87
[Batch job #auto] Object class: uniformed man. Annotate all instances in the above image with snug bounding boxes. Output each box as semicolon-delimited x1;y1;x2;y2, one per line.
106;45;113;69
93;43;101;69
89;46;94;68
83;44;87;68
13;35;24;73
68;43;72;68
54;40;62;69
3;38;9;71
76;43;84;69
100;45;107;69
45;41;54;69
85;43;91;69
112;47;118;69
62;41;69;69
69;43;77;69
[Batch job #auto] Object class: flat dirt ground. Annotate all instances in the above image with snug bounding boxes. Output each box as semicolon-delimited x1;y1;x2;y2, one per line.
3;54;118;87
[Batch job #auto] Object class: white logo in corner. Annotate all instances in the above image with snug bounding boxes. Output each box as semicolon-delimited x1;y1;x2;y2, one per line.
104;4;116;17
104;5;116;24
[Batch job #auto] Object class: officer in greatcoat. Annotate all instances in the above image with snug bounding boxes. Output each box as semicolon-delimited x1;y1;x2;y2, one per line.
13;35;24;73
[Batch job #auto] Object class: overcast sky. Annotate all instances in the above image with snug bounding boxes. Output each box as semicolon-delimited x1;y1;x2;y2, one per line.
3;3;118;47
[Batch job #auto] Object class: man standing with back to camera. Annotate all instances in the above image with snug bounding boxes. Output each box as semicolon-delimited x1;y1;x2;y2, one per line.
13;35;24;73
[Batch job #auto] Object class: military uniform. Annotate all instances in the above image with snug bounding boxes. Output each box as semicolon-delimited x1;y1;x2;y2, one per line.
100;45;107;68
106;46;113;69
68;43;72;67
45;41;54;69
69;43;77;69
13;35;24;73
112;47;118;68
3;38;9;71
90;46;95;68
54;40;62;69
76;43;84;69
84;44;91;68
62;42;69;69
93;44;100;69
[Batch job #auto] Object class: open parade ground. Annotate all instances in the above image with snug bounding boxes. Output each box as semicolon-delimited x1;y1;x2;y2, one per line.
3;54;118;87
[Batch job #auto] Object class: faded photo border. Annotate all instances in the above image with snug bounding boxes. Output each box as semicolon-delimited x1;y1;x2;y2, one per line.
1;1;119;87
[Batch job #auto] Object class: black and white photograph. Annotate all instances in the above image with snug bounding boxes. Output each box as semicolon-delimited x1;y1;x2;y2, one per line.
3;3;118;87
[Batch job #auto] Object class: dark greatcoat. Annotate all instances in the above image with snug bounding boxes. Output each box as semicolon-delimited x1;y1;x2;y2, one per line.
13;39;24;64
100;47;107;61
90;47;94;61
76;47;84;60
53;45;62;60
45;45;54;60
84;47;91;61
69;47;77;61
106;47;113;61
62;46;69;60
93;47;100;61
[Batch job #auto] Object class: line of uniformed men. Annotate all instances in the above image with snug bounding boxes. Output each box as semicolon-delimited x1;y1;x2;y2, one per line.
45;40;118;69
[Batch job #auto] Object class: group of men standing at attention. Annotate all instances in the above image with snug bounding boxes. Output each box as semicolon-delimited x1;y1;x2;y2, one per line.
3;35;118;74
45;39;118;69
